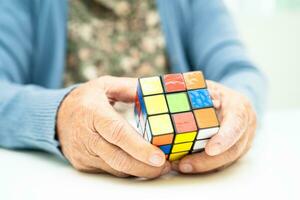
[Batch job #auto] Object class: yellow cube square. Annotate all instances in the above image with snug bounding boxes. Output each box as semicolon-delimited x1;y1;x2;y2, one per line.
144;95;168;115
140;76;163;96
174;131;197;144
148;114;174;136
169;151;188;161
171;142;193;153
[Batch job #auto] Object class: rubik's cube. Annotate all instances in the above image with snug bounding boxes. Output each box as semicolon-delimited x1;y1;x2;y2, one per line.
134;71;220;161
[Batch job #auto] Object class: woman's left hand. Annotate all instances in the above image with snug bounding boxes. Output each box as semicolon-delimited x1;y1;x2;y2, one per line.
172;80;257;173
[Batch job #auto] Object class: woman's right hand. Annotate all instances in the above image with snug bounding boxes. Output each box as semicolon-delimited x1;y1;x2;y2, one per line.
56;76;171;178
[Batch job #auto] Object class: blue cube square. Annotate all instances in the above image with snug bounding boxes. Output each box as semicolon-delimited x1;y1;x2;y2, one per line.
188;89;213;109
159;144;172;154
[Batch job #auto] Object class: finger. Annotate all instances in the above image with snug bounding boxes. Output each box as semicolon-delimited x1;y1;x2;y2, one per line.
205;107;248;156
84;155;130;178
89;133;170;178
206;80;222;109
68;147;129;177
99;76;137;103
212;99;221;109
177;131;248;173
93;103;166;167
207;84;221;101
79;131;130;177
210;90;221;109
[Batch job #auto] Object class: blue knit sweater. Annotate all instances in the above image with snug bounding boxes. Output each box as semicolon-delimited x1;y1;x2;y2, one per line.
0;0;266;157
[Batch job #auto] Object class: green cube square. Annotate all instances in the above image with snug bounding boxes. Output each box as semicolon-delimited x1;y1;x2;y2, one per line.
166;92;190;113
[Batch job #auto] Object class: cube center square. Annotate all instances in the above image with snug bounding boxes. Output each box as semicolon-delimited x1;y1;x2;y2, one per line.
134;71;220;161
140;76;163;96
166;92;190;113
172;112;197;133
144;94;168;115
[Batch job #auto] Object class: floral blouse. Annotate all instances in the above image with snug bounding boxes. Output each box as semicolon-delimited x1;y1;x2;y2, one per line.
66;0;167;87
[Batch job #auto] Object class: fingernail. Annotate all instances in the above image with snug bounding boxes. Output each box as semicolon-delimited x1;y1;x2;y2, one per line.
180;163;193;173
149;153;165;166
161;165;170;175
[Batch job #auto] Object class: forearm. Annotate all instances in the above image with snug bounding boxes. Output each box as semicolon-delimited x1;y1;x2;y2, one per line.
0;80;74;157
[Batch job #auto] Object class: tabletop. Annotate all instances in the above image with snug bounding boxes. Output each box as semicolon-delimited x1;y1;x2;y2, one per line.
0;109;299;200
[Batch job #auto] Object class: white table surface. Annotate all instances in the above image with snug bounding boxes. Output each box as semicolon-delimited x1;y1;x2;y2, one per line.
1;110;299;200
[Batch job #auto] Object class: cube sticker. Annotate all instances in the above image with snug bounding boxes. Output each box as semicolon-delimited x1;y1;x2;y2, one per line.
163;73;186;92
188;89;213;109
172;142;193;153
172;112;197;133
134;71;220;161
159;144;172;154
148;114;174;146
144;95;168;115
140;76;163;96
174;131;197;144
166;92;190;113
192;139;209;153
183;71;206;90
169;151;189;161
193;108;219;129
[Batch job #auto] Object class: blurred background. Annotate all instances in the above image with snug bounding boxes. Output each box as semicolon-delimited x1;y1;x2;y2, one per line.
224;0;300;110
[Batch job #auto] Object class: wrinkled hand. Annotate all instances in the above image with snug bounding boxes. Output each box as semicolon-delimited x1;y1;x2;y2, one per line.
57;76;170;178
172;80;257;173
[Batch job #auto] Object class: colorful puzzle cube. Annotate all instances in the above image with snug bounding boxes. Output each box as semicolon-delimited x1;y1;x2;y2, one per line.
134;71;220;161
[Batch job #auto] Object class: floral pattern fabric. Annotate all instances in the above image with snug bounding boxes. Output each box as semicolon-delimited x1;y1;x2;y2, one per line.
65;0;167;86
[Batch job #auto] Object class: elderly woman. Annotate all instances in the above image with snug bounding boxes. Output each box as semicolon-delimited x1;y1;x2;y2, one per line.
0;0;266;178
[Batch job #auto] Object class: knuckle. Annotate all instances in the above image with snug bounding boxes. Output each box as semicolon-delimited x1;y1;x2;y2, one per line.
86;134;101;156
110;120;126;144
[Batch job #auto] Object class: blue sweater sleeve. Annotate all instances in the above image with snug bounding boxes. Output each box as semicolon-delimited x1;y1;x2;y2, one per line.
188;0;267;117
0;1;71;157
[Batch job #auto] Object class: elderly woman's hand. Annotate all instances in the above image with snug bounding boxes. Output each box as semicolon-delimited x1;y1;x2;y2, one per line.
56;76;170;178
172;80;257;173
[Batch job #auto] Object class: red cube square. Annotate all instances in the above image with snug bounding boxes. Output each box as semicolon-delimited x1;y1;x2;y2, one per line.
163;73;186;93
172;112;197;133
